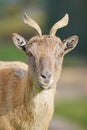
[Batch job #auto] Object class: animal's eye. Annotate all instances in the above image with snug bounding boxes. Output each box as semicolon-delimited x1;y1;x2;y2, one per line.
28;52;36;68
57;53;64;57
27;52;34;57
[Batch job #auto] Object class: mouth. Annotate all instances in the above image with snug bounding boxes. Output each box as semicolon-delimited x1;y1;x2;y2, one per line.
38;82;51;89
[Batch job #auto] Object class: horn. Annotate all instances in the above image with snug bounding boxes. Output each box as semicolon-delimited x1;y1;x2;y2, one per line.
23;12;42;36
50;14;69;36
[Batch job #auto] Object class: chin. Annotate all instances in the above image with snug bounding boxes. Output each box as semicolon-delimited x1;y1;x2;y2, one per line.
38;82;52;90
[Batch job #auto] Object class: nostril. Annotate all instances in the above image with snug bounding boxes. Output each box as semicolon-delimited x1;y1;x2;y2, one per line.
40;73;52;80
41;74;46;79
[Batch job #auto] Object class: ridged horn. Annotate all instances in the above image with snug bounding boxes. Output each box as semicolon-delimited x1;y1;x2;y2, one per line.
23;12;42;36
50;13;69;36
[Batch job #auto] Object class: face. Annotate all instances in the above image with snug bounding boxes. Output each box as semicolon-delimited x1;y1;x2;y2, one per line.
12;34;78;89
26;35;64;89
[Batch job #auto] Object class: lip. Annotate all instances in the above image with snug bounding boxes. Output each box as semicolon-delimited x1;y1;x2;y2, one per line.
38;83;51;89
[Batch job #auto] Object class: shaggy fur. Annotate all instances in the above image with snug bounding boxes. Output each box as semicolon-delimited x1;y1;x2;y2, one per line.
0;13;78;130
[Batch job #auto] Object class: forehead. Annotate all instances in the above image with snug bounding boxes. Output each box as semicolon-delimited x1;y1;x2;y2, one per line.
27;35;63;55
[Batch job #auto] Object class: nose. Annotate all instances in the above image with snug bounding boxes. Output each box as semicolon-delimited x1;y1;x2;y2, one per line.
40;72;52;81
39;71;53;88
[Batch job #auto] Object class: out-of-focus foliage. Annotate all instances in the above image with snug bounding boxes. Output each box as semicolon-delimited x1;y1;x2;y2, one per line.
55;97;87;130
0;0;87;57
47;0;87;56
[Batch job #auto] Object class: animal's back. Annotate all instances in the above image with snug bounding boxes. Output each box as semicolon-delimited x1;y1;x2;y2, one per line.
0;61;28;115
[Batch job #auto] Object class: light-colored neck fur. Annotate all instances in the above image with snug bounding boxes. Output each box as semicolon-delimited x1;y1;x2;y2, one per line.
21;72;56;130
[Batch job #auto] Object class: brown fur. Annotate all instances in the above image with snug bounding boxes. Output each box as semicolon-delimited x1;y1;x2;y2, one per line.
0;28;78;130
0;61;55;130
0;36;63;130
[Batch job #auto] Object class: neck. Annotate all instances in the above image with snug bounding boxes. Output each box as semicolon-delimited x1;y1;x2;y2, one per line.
27;79;56;100
22;74;56;130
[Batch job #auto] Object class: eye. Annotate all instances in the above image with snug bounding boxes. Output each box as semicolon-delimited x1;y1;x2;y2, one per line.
27;52;36;69
28;52;34;57
57;53;64;57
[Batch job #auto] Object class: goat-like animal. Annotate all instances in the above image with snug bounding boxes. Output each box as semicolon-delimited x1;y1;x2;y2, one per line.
0;13;79;130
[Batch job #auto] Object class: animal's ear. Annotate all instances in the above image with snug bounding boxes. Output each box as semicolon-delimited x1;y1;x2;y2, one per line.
63;35;79;54
12;33;27;52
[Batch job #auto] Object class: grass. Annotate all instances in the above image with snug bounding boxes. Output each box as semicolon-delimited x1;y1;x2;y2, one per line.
55;97;87;130
0;43;26;62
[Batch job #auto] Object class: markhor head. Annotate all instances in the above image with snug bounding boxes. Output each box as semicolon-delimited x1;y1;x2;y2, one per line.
12;13;79;89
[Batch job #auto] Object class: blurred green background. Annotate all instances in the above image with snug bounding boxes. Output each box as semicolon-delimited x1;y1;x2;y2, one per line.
0;0;87;130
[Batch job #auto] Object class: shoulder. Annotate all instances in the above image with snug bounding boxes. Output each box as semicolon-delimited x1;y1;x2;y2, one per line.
0;61;28;79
